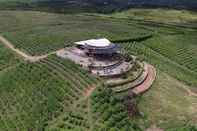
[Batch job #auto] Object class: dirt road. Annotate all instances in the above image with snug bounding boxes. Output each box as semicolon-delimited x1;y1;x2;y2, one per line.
0;35;61;62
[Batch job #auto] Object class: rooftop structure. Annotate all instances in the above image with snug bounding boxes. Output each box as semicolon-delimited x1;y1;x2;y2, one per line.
75;38;120;55
56;37;156;95
57;38;132;77
75;38;111;47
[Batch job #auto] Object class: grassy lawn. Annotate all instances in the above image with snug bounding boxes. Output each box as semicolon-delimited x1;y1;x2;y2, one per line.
139;70;197;129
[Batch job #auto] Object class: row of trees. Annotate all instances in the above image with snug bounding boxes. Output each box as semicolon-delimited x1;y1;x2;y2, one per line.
0;55;100;130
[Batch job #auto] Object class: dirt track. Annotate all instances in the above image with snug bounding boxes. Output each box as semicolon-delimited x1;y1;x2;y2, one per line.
83;85;97;98
0;35;61;62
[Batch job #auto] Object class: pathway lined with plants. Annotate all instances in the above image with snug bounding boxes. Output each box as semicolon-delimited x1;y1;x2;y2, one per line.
0;35;62;62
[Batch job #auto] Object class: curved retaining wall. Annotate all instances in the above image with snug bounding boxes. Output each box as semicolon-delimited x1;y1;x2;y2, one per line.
89;59;124;70
106;62;144;87
112;63;149;92
92;61;133;78
132;64;156;95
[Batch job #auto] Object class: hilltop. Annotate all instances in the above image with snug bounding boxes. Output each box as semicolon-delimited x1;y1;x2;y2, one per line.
0;1;197;130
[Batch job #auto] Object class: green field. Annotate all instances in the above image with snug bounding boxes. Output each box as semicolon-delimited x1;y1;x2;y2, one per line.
110;9;197;26
0;7;197;131
0;55;100;130
0;11;150;56
121;32;197;87
47;87;143;131
0;42;21;71
139;71;197;129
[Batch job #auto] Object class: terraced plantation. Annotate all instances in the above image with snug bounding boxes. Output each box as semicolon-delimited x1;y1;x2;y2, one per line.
121;30;197;87
0;56;100;130
90;87;141;131
47;98;91;130
0;7;197;131
143;34;197;72
0;11;150;56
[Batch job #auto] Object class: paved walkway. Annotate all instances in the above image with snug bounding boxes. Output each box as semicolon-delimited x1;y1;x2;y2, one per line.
132;64;156;94
0;35;61;62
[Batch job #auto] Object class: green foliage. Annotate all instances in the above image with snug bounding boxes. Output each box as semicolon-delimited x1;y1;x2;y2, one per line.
121;32;197;86
90;87;142;131
0;8;197;131
110;9;197;26
0;43;21;71
0;55;99;130
0;11;150;55
48;100;90;131
138;70;197;130
166;123;197;131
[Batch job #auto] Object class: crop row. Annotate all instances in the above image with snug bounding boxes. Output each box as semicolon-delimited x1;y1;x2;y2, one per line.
0;56;100;130
48;99;90;131
121;41;197;86
142;36;197;73
0;10;151;56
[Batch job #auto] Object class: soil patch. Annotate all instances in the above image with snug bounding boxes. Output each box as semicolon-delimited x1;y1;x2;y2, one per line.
83;85;97;98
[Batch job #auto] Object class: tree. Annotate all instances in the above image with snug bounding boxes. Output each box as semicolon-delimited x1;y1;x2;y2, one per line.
123;91;139;117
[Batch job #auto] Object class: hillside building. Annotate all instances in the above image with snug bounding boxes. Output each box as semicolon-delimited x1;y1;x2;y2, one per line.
75;38;120;56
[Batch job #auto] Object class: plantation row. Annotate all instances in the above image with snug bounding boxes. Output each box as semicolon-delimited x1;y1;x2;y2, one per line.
2;27;150;56
121;41;197;87
2;32;70;56
0;11;151;55
47;99;90;131
142;35;197;73
0;56;100;131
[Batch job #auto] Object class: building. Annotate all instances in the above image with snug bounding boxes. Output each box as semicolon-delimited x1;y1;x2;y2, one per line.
75;38;120;56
